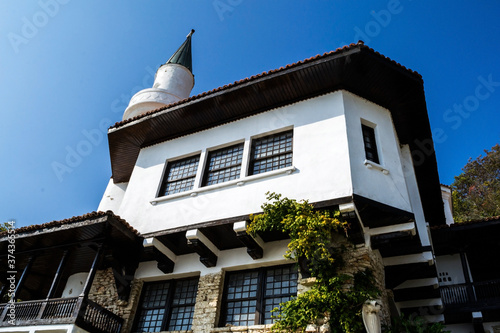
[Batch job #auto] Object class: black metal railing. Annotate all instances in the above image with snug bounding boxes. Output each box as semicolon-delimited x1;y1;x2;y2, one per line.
440;283;473;305
440;279;500;309
0;297;123;333
474;279;500;301
79;299;123;333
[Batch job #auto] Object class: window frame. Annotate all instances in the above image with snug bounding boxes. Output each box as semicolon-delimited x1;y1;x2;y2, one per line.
361;123;380;164
248;130;293;176
219;264;298;327
158;154;201;197
202;142;245;186
132;277;199;333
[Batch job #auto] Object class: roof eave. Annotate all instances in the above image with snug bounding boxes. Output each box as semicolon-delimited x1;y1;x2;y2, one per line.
107;44;446;226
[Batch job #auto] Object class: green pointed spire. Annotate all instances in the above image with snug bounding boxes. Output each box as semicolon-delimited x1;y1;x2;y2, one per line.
165;29;194;73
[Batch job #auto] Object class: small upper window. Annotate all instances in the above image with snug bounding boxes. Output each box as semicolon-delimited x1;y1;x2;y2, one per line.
361;124;379;164
203;143;244;186
159;155;200;196
249;130;293;175
133;277;199;332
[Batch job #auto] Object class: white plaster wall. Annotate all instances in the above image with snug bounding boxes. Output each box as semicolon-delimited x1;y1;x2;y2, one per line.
123;64;194;120
343;91;412;213
97;179;127;213
117;91;353;234
0;324;89;333
435;254;466;285
135;239;291;280
61;272;89;298
154;63;194;97
441;185;455;225
399;145;432;246
122;97;174;120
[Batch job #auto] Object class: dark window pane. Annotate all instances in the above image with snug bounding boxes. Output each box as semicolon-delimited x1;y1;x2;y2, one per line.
172;278;198;306
250;131;293;175
362;124;379;164
168;305;196;331
160;155;200;196
203;144;244;186
134;278;199;333
134;281;170;332
221;265;297;327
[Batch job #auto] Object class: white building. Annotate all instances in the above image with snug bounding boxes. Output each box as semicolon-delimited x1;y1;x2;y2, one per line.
3;32;496;333
99;31;446;331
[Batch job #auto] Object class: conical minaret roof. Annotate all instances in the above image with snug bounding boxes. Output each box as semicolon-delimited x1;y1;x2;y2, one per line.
165;29;194;73
122;30;195;120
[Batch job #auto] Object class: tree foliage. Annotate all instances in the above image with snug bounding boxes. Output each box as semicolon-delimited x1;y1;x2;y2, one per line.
0;222;12;232
451;144;500;222
248;192;379;332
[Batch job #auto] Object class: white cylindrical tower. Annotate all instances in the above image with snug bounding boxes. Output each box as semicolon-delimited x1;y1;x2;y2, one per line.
123;30;195;120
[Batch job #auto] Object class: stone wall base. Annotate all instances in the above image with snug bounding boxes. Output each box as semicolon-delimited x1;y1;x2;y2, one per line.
88;268;143;333
211;325;273;333
86;242;390;333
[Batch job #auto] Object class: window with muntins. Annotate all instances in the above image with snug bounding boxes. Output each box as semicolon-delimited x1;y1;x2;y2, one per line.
133;277;199;332
159;155;200;196
249;130;293;175
203;143;244;186
220;265;298;327
361;124;379;164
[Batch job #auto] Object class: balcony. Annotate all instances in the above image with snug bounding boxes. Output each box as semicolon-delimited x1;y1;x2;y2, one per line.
0;296;123;333
440;279;500;311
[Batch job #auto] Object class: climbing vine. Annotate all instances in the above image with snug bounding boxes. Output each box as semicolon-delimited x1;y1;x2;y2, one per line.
248;192;379;332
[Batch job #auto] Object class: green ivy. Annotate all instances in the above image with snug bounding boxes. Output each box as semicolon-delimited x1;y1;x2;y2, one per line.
248;192;379;332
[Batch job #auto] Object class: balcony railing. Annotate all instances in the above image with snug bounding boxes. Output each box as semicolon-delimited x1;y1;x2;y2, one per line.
440;279;500;310
0;296;123;333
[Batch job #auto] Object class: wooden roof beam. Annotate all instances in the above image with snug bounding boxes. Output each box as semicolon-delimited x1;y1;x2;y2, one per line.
143;237;176;274
233;221;263;260
186;229;218;268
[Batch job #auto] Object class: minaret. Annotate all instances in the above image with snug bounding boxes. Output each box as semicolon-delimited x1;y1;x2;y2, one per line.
123;30;195;120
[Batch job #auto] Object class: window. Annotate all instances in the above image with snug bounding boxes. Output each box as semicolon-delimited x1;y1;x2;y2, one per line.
133;277;199;332
249;130;293;175
159;155;200;196
361;124;379;164
220;265;298;327
203;143;244;186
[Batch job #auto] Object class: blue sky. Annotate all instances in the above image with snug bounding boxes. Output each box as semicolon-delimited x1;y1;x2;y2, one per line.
1;1;499;228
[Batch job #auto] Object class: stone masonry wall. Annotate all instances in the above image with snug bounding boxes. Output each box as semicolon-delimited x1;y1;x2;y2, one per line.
88;268;144;333
187;240;388;333
340;242;390;327
191;271;224;333
86;243;388;333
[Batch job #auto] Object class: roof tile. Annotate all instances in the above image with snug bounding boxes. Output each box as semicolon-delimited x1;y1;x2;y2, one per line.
110;41;421;130
0;211;141;237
